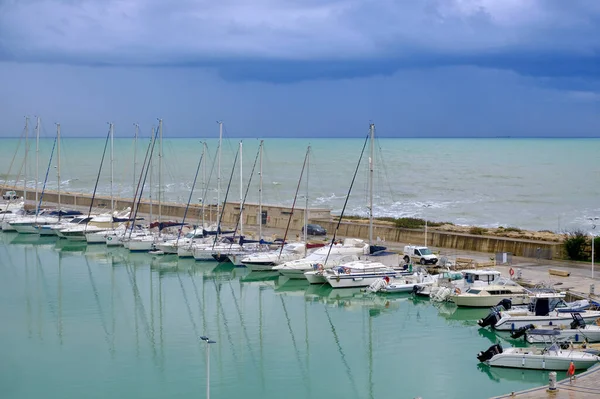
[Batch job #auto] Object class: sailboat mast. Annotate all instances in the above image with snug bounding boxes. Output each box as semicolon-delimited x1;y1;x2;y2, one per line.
110;122;114;215
158;119;163;225
56;123;61;219
24;117;29;206
149;126;154;223
369;123;374;246
35;117;40;215
258;140;263;240
202;142;207;230
216;121;223;223
133;123;139;195
304;146;310;251
239;141;243;237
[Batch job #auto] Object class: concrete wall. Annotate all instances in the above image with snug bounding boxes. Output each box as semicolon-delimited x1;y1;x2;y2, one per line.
311;219;564;259
2;185;563;258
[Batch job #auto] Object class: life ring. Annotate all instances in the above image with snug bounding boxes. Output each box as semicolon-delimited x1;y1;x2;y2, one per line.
454;287;461;295
509;268;515;277
317;263;324;271
345;268;351;275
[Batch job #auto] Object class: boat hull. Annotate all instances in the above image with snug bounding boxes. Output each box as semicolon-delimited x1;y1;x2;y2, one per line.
452;294;529;308
526;327;600;344
305;271;327;284
494;312;600;331
487;351;599;370
327;272;397;289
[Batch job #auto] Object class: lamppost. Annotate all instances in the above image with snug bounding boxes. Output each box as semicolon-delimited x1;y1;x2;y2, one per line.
589;217;598;279
200;336;216;399
424;204;432;247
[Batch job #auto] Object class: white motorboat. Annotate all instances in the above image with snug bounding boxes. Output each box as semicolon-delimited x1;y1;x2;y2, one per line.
324;261;398;289
477;338;600;370
478;292;600;331
155;229;205;254
450;276;529;308
273;238;369;279
241;242;308;271
511;313;600;344
414;269;501;299
10;215;60;234
368;271;436;293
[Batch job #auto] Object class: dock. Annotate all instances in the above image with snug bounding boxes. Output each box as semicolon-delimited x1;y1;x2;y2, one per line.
491;365;600;398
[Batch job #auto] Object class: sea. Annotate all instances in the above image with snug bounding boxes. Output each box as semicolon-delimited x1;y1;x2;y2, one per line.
1;137;599;233
1;137;598;398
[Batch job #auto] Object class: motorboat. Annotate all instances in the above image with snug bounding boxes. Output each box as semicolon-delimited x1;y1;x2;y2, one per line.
415;269;501;300
154;228;205;254
477;334;600;370
512;313;600;344
324;261;398;289
273;238;370;279
241;242;308;271
368;271;436;293
38;216;93;236
478;292;600;331
450;276;529;308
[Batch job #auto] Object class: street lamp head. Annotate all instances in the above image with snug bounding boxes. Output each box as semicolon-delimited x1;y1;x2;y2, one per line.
200;336;209;341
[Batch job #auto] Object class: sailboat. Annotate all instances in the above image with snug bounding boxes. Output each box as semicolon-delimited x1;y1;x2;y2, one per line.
11;122;65;233
240;146;313;269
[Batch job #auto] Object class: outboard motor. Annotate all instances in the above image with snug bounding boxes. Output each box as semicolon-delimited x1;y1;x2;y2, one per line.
510;324;535;339
477;344;503;362
477;308;502;328
496;298;512;311
570;313;586;329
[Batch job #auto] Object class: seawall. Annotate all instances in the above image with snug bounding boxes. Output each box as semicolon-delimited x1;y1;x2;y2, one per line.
1;185;564;259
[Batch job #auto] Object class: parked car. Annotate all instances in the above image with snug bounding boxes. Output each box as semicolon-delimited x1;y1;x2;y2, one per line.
403;245;438;265
302;224;327;236
2;191;18;200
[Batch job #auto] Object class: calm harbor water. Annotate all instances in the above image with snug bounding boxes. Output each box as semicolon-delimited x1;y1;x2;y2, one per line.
0;233;566;399
1;136;599;233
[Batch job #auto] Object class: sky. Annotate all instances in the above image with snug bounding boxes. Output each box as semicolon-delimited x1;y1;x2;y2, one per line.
0;0;598;138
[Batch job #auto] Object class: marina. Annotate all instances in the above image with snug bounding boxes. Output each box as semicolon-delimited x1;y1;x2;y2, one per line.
1;230;600;399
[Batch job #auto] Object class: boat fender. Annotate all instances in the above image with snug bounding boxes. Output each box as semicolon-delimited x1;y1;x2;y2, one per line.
509;268;514;277
454;287;461;295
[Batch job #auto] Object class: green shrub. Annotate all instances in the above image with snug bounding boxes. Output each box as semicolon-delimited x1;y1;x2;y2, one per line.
563;230;588;261
469;227;486;235
504;227;522;233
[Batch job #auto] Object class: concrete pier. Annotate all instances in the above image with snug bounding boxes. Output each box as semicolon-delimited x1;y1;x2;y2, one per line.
490;365;600;398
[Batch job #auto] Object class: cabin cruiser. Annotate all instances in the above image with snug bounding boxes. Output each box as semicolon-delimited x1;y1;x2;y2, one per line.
37;216;93;236
450;276;529;307
241;242;308;271
477;336;600;370
478;292;600;331
321;261;398;289
414;269;501;300
273;238;370;279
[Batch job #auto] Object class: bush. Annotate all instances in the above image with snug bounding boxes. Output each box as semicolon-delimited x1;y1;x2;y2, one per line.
563;230;588;261
469;227;487;235
504;227;522;233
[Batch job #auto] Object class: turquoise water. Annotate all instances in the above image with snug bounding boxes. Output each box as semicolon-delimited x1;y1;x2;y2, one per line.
0;233;564;399
1;137;599;232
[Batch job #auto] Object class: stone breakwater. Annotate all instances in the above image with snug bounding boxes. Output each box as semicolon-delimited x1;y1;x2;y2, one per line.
1;185;564;259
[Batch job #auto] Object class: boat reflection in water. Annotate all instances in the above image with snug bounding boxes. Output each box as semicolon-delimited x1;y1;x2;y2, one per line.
477;363;551;385
304;285;403;313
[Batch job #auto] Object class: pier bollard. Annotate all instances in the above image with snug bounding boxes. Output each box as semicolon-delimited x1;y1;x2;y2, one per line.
548;371;558;392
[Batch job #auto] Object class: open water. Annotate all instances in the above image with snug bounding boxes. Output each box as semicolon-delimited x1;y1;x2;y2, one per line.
1;136;599;232
0;232;581;399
